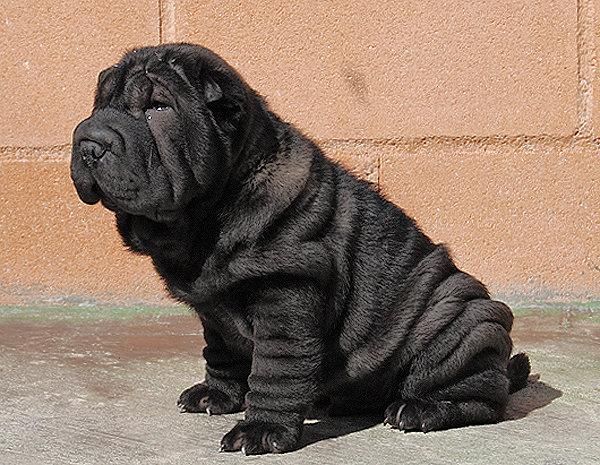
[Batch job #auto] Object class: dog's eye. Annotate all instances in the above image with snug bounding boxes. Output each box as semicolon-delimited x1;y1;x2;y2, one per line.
145;101;171;112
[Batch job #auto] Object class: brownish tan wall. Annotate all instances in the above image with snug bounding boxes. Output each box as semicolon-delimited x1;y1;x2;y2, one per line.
1;1;598;306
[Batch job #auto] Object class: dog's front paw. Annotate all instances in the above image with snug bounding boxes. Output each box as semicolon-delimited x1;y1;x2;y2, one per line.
177;383;244;415
220;420;300;455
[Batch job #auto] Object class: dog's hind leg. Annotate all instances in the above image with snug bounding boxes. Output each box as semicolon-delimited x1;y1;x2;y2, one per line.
384;277;524;432
385;347;511;431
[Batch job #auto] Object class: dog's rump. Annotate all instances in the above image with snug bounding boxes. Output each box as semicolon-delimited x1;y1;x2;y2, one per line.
336;244;514;399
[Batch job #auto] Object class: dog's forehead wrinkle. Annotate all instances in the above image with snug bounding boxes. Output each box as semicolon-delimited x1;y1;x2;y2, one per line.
116;72;152;110
122;67;147;84
167;61;193;88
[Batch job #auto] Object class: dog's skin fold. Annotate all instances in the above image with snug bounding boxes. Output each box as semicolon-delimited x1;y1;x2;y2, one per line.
71;43;530;454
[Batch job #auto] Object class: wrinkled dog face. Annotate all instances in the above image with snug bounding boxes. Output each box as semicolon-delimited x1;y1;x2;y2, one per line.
71;44;248;222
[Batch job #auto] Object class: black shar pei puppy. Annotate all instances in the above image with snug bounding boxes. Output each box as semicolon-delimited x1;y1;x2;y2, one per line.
71;43;530;454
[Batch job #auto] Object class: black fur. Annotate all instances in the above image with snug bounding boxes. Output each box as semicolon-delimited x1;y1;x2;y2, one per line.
71;43;530;454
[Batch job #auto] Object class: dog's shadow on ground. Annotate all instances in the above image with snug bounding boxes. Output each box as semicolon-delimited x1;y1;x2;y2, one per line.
299;413;382;449
504;374;562;421
299;375;561;449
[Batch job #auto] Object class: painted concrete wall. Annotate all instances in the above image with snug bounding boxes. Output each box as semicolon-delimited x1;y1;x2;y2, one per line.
1;1;598;306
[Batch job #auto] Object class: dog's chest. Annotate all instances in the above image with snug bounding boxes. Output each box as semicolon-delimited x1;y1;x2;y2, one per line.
210;303;254;341
142;224;257;341
166;276;255;341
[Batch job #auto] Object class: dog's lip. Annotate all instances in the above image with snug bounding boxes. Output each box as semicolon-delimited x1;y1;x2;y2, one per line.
78;190;102;205
72;180;102;205
108;191;138;202
99;196;119;212
99;195;182;222
150;207;182;223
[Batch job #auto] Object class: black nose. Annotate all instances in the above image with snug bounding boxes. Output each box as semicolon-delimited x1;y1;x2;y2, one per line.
79;140;105;161
73;117;119;164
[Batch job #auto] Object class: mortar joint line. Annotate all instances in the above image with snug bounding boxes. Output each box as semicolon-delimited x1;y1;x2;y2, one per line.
160;0;176;43
3;134;600;163
318;134;579;148
158;0;164;44
376;153;382;191
576;0;596;139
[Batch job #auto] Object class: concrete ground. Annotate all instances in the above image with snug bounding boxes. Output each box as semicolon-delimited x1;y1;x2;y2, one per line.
0;305;598;465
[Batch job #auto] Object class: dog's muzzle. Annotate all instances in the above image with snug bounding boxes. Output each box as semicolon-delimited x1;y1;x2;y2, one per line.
73;111;126;168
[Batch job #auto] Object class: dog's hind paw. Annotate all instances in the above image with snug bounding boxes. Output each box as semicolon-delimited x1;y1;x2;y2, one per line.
384;400;453;432
384;398;500;432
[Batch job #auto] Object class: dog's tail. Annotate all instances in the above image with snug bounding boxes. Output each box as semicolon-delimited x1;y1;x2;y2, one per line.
507;352;531;393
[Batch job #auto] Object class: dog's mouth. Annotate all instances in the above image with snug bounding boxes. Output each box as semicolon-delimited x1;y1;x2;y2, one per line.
71;172;102;205
72;157;186;223
98;190;130;212
94;187;181;223
148;208;182;223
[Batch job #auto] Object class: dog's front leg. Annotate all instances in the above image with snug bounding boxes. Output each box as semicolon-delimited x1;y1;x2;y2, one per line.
220;279;324;455
178;317;251;415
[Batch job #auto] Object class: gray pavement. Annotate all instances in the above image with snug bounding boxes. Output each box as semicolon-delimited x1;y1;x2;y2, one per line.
0;306;598;465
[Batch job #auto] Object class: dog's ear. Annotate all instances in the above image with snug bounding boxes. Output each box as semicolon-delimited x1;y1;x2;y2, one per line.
94;66;121;109
204;76;223;103
201;71;246;131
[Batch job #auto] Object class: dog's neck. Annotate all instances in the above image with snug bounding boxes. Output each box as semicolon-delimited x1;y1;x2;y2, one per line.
116;204;219;282
115;100;314;288
226;95;282;190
